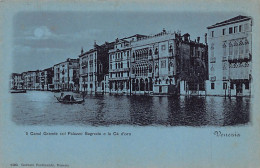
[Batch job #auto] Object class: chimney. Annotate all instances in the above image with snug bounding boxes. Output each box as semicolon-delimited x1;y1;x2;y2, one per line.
205;33;207;44
183;33;190;42
81;47;84;54
162;28;166;33
197;37;200;43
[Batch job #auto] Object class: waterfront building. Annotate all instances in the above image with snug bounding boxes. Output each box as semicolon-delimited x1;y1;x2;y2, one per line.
53;58;79;91
130;30;175;94
21;72;27;89
130;29;208;95
10;73;23;90
22;71;40;90
108;34;147;94
206;15;252;96
178;34;208;96
103;74;110;93
39;70;45;90
79;42;114;93
42;67;54;91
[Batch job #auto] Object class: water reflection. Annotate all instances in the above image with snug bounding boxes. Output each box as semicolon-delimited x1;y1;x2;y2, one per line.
11;91;250;126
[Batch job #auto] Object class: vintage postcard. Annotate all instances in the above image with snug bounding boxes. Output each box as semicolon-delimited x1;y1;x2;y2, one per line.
0;0;260;167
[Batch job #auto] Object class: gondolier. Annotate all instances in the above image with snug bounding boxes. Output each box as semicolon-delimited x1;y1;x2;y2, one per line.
54;93;84;104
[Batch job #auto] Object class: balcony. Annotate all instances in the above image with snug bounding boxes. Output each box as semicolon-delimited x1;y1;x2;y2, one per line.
244;53;251;59
210;57;216;63
168;71;174;77
148;73;153;78
109;77;129;81
130;74;136;78
80;73;88;77
81;62;88;68
210;76;216;81
153;54;159;59
228;56;233;61
115;58;122;62
155;72;159;78
223;76;228;81
82;69;88;74
109;68;130;73
228;53;251;63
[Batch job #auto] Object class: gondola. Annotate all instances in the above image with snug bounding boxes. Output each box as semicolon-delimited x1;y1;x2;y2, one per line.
10;89;26;93
54;94;84;104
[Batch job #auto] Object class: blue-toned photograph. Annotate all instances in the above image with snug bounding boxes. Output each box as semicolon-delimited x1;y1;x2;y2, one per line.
10;11;252;127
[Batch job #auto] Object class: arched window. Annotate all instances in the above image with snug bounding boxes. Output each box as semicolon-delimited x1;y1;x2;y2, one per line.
229;42;233;56
149;49;152;56
234;41;238;57
155;48;158;55
169;45;173;52
149;64;152;73
245;40;249;53
132;67;135;74
211;43;214;57
210;65;215;71
223;43;227;56
133;53;135;59
239;41;244;56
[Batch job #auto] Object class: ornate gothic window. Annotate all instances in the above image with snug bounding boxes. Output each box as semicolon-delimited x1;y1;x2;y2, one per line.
149;49;152;56
169;45;173;52
210;65;215;71
149;65;152;73
210;43;214;57
222;62;228;70
154;48;158;55
132;67;135;74
234;41;238;56
239;41;244;56
223;43;227;56
245;40;249;53
229;42;233;56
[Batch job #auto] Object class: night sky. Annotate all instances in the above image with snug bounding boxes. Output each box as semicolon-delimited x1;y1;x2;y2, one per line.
13;11;243;73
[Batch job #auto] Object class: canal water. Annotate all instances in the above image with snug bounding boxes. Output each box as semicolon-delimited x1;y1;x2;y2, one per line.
11;91;250;126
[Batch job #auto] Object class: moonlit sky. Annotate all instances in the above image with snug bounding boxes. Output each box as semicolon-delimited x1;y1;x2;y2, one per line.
13;11;243;73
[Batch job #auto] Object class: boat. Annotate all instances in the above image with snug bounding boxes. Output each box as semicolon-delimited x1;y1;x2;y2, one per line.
51;89;61;93
54;94;84;104
10;89;26;93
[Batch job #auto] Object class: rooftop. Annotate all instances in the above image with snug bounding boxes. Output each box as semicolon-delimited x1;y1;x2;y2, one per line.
53;58;79;66
79;41;114;57
207;15;251;29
